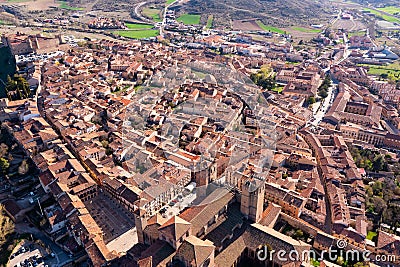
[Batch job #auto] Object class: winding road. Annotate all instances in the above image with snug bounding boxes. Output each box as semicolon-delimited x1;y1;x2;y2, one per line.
133;1;153;24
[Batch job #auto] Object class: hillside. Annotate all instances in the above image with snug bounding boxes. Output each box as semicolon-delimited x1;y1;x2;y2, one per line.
173;0;336;29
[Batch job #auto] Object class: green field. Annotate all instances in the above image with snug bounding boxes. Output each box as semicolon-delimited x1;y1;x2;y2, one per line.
115;29;159;39
360;62;400;81
166;0;177;4
364;8;400;24
291;27;321;33
348;31;366;37
0;20;12;26
256;21;285;34
206;15;213;29
126;23;154;29
177;14;201;25
142;7;162;22
58;1;84;10
377;6;400;15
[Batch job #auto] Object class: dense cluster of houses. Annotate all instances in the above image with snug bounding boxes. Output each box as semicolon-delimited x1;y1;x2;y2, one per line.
1;28;400;267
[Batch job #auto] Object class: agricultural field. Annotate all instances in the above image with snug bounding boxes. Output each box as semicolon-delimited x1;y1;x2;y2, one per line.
142;7;162;22
126;23;153;29
232;19;262;31
2;0;59;10
58;1;84;10
332;18;365;31
347;31;366;37
114;28;159;39
377;6;400;15
364;8;400;24
206;15;213;29
177;14;201;25
291;27;321;33
256;21;285;34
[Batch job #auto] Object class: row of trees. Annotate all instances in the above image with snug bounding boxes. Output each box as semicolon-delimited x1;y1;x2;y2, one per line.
4;75;31;101
318;75;331;98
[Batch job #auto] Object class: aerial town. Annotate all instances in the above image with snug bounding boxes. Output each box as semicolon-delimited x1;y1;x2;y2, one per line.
0;0;400;267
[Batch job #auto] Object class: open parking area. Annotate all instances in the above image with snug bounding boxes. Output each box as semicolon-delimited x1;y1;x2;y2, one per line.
8;240;57;267
160;191;197;220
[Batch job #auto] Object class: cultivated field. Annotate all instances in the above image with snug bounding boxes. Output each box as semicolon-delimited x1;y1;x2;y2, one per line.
142;7;162;22
256;21;285;34
333;18;366;31
126;23;153;29
232;19;263;31
1;0;58;11
206;15;213;29
377;6;400;16
114;29;159;39
364;8;400;24
177;14;201;25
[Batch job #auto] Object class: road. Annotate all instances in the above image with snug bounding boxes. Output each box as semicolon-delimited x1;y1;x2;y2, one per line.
160;0;185;38
311;81;337;126
337;32;351;65
331;9;342;26
133;1;153;24
14;223;71;267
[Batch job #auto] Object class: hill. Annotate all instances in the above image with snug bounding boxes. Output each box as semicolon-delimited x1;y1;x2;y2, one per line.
173;0;336;29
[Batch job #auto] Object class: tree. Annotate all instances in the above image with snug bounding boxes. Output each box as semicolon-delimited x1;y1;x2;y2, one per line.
317;76;331;99
318;89;328;98
372;197;386;215
294;229;304;240
306;96;316;105
101;140;109;148
251;65;277;91
18;160;29;175
372;156;387;172
0;158;10;174
5;75;30;100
